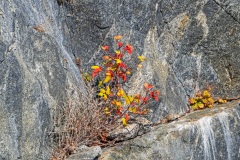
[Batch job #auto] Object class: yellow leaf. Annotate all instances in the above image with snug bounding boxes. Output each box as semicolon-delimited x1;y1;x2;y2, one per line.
129;107;136;113
83;72;91;81
91;66;100;69
218;98;227;104
203;90;211;98
114;35;122;40
198;103;205;109
121;118;128;126
125;95;134;105
188;98;197;105
202;98;208;104
115;59;122;64
106;86;111;95
208;104;214;108
104;107;111;114
99;89;106;94
192;104;199;110
98;81;103;87
115;50;121;55
138;55;146;62
106;72;111;76
98;93;104;97
116;101;122;107
117;89;125;97
103;75;111;83
207;97;215;104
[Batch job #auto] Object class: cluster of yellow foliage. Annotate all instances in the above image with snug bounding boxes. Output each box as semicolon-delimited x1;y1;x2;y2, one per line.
189;89;227;110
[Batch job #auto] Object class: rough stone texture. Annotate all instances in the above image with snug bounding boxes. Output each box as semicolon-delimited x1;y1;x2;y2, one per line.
67;145;102;160
0;0;240;159
99;101;240;160
0;0;84;159
67;0;240;122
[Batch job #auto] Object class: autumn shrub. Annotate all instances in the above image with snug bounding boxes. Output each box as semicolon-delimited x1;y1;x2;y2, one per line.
189;88;227;110
51;35;160;159
88;35;160;125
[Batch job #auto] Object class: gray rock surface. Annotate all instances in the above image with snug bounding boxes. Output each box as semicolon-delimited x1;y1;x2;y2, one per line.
0;0;84;159
68;0;240;122
67;145;102;160
99;101;240;160
0;0;240;159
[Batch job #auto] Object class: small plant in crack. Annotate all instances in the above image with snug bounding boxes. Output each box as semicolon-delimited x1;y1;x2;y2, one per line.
51;35;160;159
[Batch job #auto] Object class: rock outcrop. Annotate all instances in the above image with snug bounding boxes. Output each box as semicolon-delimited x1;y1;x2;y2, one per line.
0;0;240;159
99;101;240;160
0;0;84;159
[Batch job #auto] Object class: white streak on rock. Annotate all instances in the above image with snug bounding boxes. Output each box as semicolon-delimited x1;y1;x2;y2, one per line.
198;117;217;160
218;112;233;160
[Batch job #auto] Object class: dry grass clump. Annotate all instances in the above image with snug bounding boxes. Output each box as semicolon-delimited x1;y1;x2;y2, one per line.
50;84;118;159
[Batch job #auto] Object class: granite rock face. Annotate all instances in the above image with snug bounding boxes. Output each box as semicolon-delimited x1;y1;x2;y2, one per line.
0;0;240;159
0;0;84;159
68;0;240;122
99;101;240;160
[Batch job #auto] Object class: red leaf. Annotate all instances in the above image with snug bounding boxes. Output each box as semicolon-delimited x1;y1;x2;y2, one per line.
124;44;134;55
118;73;127;82
150;90;160;101
92;68;102;78
101;45;109;51
125;114;130;121
118;62;127;69
114;53;124;59
118;42;123;48
116;107;123;115
122;74;127;82
141;97;149;104
148;84;153;89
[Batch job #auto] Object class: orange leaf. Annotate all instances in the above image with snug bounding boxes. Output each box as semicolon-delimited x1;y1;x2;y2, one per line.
114;35;122;40
117;89;125;97
126;71;131;75
141;109;147;115
102;55;110;60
